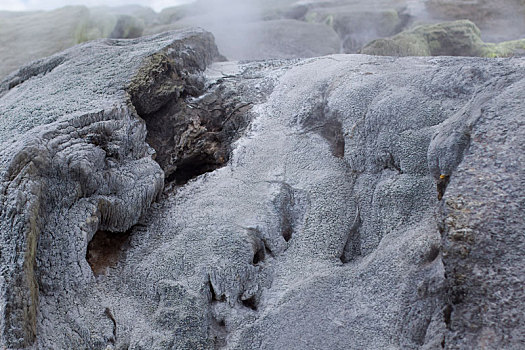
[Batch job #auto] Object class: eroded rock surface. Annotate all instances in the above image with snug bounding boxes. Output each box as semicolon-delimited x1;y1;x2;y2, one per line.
0;29;524;350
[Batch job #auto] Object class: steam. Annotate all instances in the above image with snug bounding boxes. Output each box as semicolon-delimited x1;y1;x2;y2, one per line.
0;0;194;12
177;0;264;60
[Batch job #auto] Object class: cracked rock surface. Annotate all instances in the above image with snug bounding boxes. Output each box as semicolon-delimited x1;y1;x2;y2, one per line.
0;29;524;349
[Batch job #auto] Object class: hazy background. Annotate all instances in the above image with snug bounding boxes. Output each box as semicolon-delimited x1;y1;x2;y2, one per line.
0;0;524;80
0;0;194;12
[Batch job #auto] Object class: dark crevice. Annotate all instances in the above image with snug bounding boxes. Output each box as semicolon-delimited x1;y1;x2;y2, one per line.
165;158;221;186
246;227;268;265
208;280;225;303
86;230;131;276
302;89;345;159
241;296;258;311
340;207;362;264
135;81;252;187
443;304;453;329
423;244;441;264
281;219;293;242
104;307;117;344
383;152;402;173
437;174;450;200
252;242;265;265
274;184;309;245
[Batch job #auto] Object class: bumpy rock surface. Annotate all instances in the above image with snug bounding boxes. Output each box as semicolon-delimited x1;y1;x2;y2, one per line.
0;29;524;350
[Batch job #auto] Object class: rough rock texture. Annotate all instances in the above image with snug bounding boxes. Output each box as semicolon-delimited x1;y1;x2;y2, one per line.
361;20;525;57
0;29;524;350
0;29;221;348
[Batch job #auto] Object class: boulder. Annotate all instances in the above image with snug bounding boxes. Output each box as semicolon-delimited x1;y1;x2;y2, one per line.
1;28;524;350
361;20;525;57
426;0;525;42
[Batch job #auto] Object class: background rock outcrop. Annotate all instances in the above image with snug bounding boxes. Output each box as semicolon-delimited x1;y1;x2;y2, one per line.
361;20;525;57
2;0;525;79
0;29;523;349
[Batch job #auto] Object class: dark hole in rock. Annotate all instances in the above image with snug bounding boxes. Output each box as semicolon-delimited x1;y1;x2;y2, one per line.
247;229;267;265
165;158;222;186
275;184;308;245
443;304;453;329
209;281;225;303
423;244;440;263
241;296;258;311
340;208;362;264
252;243;265;265
86;230;130;276
282;225;293;242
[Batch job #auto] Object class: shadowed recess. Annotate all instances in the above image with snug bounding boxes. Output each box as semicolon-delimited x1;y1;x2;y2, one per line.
86;230;130;276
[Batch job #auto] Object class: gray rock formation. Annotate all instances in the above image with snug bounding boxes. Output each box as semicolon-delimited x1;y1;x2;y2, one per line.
425;0;525;42
300;0;410;53
360;20;525;57
0;29;524;350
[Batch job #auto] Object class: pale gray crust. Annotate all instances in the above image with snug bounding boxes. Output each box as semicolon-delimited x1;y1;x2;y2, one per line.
0;30;523;350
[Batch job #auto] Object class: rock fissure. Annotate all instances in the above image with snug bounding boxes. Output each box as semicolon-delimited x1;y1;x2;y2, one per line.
128;55;254;186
